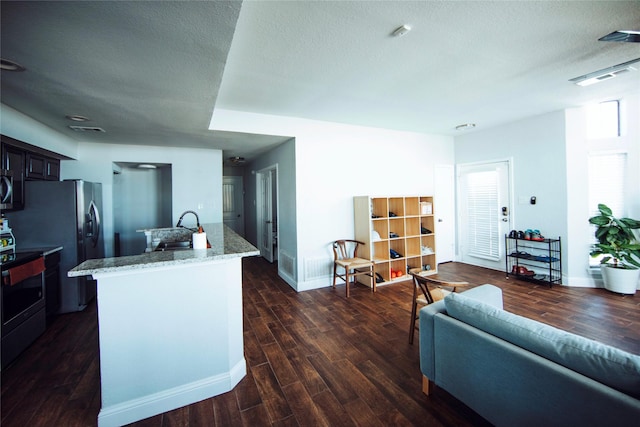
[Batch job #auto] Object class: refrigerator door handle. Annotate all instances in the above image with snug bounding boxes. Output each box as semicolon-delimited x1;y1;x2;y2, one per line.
87;200;101;248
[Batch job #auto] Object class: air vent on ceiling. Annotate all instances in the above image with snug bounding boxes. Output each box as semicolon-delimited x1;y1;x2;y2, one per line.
69;125;105;132
569;57;640;86
599;30;640;43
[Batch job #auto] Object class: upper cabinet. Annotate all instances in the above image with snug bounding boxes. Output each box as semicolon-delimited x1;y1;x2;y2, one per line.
1;135;63;210
26;152;60;181
1;143;26;210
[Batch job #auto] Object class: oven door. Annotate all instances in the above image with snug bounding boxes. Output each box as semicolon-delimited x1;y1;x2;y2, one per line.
0;169;13;210
1;259;46;336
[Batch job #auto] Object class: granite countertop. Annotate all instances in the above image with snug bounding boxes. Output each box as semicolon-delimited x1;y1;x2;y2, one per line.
69;223;259;277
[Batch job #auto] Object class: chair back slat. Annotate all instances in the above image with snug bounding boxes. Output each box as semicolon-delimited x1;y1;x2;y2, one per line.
413;274;435;304
332;239;363;261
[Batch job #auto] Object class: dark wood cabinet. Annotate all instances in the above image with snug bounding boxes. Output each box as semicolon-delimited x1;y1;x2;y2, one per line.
1;143;25;210
46;158;60;181
26;152;46;180
1;135;63;210
25;154;60;181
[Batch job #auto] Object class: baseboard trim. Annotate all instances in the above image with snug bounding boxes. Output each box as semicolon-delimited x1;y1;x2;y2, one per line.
98;359;246;427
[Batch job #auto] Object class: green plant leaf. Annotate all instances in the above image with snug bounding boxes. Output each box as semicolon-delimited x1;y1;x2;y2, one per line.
620;218;640;229
598;204;612;216
589;216;609;226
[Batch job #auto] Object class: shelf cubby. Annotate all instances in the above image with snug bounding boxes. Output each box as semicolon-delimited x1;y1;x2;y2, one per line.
372;198;388;218
405;217;420;236
372;219;388;241
405;197;420;216
372;240;389;262
406;237;421;257
388;197;405;217
389;218;405;238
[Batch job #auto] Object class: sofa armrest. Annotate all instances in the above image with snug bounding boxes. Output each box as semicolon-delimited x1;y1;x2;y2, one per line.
419;284;503;384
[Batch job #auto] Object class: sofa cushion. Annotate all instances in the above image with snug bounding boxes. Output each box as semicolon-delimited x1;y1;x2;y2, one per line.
444;291;640;399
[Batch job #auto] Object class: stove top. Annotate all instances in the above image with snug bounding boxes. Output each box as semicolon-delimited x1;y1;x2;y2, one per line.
1;251;42;270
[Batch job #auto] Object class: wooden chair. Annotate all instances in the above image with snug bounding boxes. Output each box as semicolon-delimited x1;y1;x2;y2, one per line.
409;273;469;344
332;239;375;298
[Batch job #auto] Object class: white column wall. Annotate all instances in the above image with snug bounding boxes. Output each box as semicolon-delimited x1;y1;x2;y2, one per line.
211;109;454;290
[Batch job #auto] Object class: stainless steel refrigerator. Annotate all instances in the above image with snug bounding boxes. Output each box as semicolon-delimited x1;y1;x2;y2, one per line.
7;180;104;313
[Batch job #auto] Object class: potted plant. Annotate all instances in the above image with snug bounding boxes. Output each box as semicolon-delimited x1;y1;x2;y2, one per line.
589;203;640;294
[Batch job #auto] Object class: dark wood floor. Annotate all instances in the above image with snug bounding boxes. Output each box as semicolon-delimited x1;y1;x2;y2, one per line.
2;257;639;426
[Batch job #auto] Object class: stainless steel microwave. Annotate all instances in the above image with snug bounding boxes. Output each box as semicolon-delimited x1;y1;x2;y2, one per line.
0;169;13;210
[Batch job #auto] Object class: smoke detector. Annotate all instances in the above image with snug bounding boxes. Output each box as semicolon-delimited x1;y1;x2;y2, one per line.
392;24;411;37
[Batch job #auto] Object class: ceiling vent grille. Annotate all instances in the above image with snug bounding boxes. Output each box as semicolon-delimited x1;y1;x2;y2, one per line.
569;57;640;87
69;125;105;132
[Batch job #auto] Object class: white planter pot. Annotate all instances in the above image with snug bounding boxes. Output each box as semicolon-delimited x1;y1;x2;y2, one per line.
601;265;640;295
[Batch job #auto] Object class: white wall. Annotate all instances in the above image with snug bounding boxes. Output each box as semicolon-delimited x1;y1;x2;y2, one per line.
455;111;568;272
565;93;640;287
211;109;455;291
62;143;223;257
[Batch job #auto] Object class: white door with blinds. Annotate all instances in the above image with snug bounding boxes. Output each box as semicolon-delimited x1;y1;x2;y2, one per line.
458;160;511;270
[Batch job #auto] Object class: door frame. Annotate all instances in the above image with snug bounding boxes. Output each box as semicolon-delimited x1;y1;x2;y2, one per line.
456;158;513;270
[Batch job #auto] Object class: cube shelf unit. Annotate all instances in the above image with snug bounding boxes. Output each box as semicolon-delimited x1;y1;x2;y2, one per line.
354;196;437;286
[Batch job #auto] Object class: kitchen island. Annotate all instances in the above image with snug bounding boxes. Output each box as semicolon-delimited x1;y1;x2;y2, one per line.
69;224;258;427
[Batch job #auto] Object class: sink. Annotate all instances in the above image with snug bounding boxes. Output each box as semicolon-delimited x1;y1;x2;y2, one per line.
154;240;192;251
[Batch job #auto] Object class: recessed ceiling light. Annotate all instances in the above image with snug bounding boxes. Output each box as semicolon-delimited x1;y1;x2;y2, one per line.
599;30;640;43
392;25;411;37
455;123;476;131
137;164;157;169
66;115;91;122
0;58;25;72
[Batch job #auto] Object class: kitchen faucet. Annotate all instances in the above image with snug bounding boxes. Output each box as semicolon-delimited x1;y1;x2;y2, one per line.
176;210;200;229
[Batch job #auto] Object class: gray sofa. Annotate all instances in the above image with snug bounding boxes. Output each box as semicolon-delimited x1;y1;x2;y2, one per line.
419;284;640;427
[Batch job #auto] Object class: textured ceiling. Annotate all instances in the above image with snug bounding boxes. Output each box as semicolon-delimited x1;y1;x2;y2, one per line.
1;1;639;164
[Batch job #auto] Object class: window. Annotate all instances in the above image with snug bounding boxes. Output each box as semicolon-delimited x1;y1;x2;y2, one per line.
588;152;627;266
586;100;620;139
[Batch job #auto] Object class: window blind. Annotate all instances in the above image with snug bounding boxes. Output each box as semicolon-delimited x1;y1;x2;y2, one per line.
466;170;500;261
588;152;627;265
588;153;627;217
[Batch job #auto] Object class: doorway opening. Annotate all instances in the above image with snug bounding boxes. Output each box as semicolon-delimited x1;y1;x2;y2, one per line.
113;162;172;256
